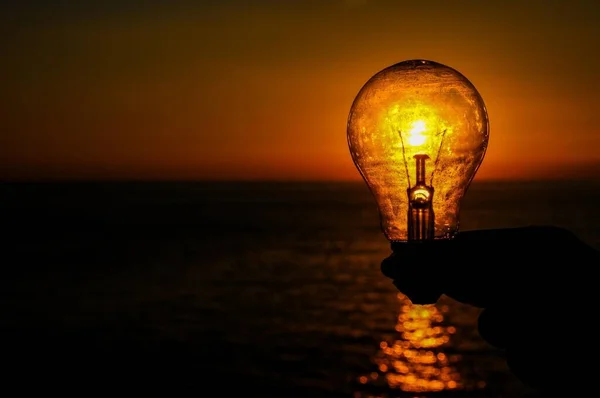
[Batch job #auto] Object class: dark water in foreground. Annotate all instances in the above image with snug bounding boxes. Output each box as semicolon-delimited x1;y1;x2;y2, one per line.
1;180;599;396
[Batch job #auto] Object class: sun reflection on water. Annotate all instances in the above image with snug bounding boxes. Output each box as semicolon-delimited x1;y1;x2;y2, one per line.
355;292;486;397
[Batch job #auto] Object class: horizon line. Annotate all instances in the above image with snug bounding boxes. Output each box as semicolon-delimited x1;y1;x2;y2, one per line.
3;176;600;184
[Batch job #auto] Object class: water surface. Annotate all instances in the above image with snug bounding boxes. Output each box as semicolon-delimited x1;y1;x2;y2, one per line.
1;180;598;396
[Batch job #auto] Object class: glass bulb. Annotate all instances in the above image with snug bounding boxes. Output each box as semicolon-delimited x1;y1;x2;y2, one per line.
347;60;489;242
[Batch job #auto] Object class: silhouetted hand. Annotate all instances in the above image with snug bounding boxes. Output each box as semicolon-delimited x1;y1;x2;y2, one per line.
381;226;598;393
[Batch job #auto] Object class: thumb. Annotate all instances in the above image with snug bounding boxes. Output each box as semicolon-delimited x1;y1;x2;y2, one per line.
381;251;446;305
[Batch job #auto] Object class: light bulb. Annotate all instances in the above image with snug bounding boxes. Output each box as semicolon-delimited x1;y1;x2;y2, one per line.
347;60;489;243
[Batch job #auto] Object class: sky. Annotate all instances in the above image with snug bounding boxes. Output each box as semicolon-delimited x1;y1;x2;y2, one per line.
1;0;599;181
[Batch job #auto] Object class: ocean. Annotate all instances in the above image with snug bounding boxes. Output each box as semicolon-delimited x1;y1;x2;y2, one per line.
1;180;599;396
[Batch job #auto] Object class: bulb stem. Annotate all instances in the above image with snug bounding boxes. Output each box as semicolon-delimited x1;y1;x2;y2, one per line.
407;154;435;241
415;154;428;185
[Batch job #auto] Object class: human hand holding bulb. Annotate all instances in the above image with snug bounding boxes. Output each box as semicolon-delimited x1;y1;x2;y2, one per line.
381;225;598;393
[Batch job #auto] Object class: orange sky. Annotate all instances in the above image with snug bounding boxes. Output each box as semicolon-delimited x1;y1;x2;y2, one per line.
1;1;600;181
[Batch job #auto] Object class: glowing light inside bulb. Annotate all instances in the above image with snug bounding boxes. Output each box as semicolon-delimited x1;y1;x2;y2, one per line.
407;120;427;147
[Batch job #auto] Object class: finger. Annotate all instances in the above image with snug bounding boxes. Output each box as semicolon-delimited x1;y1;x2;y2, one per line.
505;343;587;393
443;282;496;308
381;253;445;304
391;279;442;305
506;345;546;392
507;342;596;393
478;303;553;350
477;307;510;349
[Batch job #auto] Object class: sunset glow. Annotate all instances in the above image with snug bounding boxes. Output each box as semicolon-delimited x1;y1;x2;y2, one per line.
1;1;600;181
